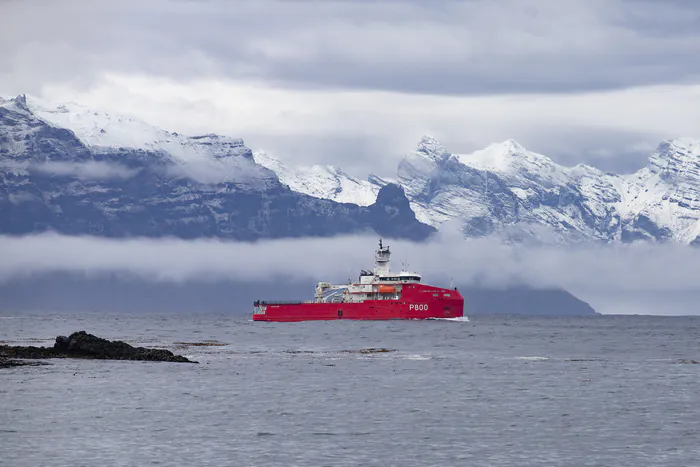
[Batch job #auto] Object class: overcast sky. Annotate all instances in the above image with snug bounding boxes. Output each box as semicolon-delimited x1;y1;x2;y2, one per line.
2;0;700;177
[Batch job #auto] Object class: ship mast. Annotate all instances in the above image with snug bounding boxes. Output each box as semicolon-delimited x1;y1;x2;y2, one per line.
374;239;391;275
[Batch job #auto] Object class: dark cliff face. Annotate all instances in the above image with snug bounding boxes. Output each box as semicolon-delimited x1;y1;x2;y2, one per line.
364;184;435;241
0;100;433;241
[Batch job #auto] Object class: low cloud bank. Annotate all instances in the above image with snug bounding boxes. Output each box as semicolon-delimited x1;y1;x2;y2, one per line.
1;231;699;295
165;155;275;185
0;160;138;180
32;161;138;180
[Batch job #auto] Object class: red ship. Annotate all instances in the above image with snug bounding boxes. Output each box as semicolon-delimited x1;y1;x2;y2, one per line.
253;240;464;322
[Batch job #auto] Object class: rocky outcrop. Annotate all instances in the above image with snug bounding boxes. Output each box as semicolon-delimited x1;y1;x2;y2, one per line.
362;183;435;240
0;331;194;363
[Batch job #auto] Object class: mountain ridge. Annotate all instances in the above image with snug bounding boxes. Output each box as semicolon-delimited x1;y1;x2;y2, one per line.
3;94;700;245
264;133;700;245
0;95;434;241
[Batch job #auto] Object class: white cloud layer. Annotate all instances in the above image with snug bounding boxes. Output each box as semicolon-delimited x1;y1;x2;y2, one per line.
2;231;700;315
0;160;137;180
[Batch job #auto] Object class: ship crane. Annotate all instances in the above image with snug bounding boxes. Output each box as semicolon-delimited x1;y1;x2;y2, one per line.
314;282;348;303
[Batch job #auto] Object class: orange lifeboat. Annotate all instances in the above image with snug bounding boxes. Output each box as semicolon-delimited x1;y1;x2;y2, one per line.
378;285;396;294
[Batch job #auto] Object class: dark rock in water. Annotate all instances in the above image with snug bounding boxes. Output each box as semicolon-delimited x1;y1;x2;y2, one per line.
342;348;396;354
53;331;194;362
0;345;57;359
0;331;194;363
0;357;49;368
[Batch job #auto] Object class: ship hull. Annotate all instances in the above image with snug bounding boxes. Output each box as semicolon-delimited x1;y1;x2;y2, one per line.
253;285;464;322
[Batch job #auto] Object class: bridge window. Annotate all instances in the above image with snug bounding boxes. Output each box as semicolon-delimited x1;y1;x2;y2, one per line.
379;276;421;282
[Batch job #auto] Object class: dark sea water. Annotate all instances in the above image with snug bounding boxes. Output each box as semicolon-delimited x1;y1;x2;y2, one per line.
1;312;699;467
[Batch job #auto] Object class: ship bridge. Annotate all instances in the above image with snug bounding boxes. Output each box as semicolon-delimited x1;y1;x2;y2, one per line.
313;240;424;303
356;240;422;284
377;271;422;283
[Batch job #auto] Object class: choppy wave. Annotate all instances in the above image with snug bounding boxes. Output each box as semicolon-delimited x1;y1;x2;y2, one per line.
3;313;700;467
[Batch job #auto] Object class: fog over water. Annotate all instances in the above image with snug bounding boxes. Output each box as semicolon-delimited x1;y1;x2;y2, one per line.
2;231;700;315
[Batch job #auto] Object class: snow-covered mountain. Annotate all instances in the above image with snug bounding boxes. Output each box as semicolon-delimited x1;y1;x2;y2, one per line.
397;136;624;242
0;95;433;240
28;97;253;162
3;94;700;245
615;139;700;244
399;135;700;244
256;131;700;244
253;150;390;206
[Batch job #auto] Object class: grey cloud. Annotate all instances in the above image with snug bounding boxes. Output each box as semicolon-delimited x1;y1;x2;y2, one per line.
2;231;700;315
1;0;700;96
0;159;137;180
245;132;399;179
8;192;38;204
32;161;138;180
503;126;665;174
248;119;669;179
165;155;275;185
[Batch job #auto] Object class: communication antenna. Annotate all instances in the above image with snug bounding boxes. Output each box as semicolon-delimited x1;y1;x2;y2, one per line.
449;276;454;289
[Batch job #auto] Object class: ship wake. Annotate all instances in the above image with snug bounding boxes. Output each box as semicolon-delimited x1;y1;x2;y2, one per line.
427;316;470;322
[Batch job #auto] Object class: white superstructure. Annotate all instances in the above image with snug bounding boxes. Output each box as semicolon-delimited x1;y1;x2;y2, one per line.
313;240;421;304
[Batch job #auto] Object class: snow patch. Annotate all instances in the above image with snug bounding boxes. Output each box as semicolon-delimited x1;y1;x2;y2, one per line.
253;150;381;206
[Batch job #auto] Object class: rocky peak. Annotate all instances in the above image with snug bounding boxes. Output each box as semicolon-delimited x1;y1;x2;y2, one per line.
367;183;435;240
648;138;700;180
413;135;451;163
374;183;411;209
14;94;28;109
0;94;31;115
